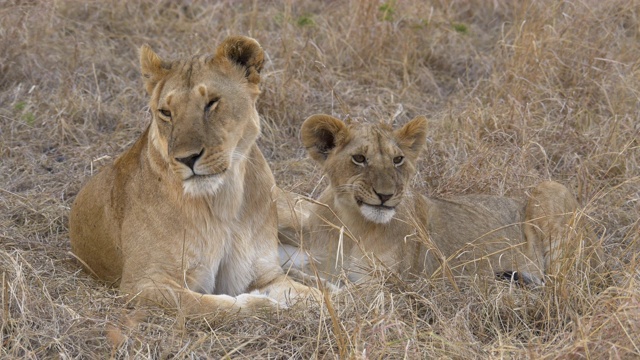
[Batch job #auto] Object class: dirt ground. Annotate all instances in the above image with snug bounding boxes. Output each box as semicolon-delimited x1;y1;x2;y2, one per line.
1;0;638;358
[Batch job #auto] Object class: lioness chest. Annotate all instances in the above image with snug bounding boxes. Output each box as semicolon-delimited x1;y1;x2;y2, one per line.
179;212;257;296
119;164;267;297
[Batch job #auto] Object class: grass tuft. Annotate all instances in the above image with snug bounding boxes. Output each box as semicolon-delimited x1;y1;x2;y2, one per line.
1;0;638;358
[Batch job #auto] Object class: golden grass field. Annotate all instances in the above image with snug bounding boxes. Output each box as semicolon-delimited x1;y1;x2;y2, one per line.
1;0;639;358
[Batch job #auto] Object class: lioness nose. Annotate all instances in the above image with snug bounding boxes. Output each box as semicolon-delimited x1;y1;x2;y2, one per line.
376;192;393;204
175;149;204;170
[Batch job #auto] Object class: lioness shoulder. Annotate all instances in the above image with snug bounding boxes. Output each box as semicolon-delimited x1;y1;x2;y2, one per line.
278;114;602;285
70;36;318;316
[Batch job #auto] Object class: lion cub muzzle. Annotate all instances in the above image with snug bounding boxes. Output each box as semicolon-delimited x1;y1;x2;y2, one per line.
355;187;399;224
355;172;403;224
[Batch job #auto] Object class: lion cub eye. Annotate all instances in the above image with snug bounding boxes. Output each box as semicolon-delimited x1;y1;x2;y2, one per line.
158;109;172;120
352;154;366;165
393;156;404;166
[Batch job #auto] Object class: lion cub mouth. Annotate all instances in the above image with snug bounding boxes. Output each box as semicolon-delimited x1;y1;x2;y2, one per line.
356;199;396;224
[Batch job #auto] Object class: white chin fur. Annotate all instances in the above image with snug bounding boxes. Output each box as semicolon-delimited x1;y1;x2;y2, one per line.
360;204;395;224
183;175;224;197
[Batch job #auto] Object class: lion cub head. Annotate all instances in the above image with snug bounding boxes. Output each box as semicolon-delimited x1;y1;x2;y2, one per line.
140;36;264;196
301;115;427;224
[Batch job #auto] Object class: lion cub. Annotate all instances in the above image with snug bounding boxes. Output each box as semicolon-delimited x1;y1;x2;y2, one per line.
278;114;600;285
69;36;318;316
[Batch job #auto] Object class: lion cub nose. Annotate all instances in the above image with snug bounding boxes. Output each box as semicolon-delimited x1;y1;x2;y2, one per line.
376;192;393;204
175;149;204;170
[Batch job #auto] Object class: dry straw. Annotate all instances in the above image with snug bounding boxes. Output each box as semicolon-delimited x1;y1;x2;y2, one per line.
1;0;638;358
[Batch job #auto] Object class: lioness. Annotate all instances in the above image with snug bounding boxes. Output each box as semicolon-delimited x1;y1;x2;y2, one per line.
69;36;318;316
278;114;601;285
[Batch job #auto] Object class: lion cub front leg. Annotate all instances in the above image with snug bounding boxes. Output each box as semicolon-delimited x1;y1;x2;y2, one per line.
523;181;587;276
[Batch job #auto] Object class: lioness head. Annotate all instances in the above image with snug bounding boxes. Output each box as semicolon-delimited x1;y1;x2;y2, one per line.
301;115;427;224
140;36;264;196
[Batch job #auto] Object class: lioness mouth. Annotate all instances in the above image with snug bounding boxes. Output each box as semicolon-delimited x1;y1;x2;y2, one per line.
187;174;219;181
182;173;225;195
187;168;227;180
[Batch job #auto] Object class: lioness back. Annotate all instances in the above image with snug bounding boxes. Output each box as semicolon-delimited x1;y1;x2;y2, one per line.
70;36;318;315
278;114;601;285
71;127;153;283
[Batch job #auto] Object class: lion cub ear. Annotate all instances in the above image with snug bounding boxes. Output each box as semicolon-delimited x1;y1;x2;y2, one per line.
301;114;350;164
394;116;428;158
139;44;170;95
214;36;264;85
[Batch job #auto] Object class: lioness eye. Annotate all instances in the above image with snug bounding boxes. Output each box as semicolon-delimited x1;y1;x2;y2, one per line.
205;97;220;112
393;156;404;165
352;154;366;165
159;109;172;119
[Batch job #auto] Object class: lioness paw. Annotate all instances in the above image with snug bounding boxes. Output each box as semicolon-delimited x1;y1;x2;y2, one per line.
235;293;282;312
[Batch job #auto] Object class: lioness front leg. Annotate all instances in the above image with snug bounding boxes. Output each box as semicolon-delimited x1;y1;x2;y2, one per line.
124;279;280;317
250;259;322;306
250;270;323;307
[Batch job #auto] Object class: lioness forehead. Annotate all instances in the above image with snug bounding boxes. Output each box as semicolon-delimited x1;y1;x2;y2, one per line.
171;56;212;88
157;56;245;99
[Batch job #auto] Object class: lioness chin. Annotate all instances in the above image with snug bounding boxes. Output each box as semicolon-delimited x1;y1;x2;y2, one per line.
69;36;319;316
278;114;602;286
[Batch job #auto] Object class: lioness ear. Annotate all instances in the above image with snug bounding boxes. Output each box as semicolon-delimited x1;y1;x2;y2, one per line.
301;114;350;164
215;36;264;85
140;44;170;95
394;116;428;158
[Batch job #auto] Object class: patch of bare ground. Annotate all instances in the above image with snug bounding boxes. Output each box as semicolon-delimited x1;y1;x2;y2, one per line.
1;0;638;358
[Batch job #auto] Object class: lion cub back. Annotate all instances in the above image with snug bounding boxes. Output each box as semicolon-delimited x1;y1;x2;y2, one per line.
422;195;544;280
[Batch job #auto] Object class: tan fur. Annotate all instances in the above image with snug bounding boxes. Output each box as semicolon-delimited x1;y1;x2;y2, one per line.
278;115;602;285
69;36;318;316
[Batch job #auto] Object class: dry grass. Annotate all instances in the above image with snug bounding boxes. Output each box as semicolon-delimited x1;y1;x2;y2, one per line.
1;0;639;358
